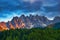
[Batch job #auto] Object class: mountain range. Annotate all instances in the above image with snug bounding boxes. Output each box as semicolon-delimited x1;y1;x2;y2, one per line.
0;14;60;31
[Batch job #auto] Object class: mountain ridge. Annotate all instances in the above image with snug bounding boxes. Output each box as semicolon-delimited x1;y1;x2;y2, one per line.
0;14;60;31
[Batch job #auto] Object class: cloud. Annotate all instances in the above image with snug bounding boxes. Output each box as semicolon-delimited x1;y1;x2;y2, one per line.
0;0;58;12
41;0;58;6
0;0;60;22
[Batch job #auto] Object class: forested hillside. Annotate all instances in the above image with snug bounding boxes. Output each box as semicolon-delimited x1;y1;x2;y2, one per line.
0;28;60;40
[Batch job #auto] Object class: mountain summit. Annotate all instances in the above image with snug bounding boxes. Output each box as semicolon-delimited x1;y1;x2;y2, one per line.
0;15;60;31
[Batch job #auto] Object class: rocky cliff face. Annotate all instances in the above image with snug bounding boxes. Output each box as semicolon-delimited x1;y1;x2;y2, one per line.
0;22;9;31
0;15;60;31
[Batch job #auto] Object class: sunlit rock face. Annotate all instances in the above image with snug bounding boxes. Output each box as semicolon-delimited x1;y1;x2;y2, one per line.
8;21;15;29
11;16;26;29
0;22;9;31
12;17;19;29
0;15;60;31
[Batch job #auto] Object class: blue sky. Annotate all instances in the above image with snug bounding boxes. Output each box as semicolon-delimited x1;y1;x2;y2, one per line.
0;0;60;22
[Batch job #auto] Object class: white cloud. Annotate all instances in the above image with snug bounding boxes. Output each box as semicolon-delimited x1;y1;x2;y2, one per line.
23;0;39;3
41;0;58;6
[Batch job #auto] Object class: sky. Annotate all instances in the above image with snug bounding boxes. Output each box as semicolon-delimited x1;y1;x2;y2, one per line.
0;0;60;22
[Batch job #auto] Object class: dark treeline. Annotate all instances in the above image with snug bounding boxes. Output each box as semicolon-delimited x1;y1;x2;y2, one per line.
0;28;60;40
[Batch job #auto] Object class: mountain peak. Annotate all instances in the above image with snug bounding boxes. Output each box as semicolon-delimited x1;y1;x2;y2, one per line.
54;16;60;20
20;14;25;17
0;15;60;31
